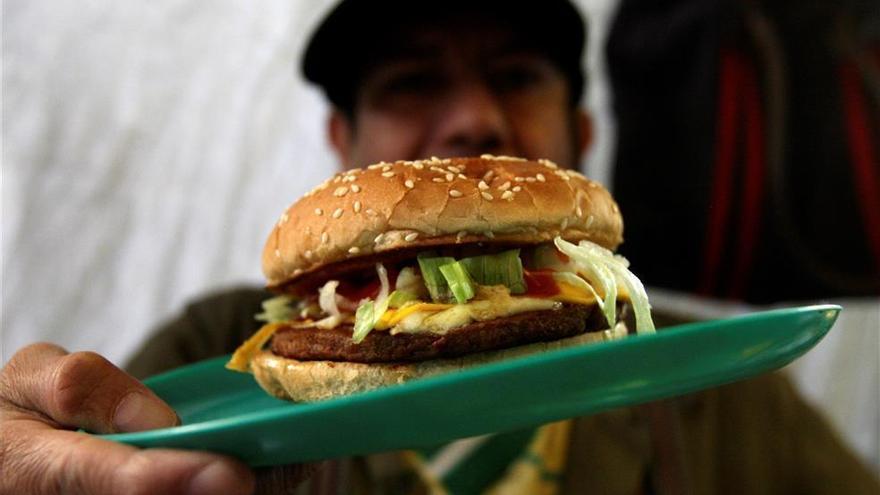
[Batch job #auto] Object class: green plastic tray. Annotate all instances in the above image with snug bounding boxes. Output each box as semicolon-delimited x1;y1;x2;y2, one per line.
105;304;840;466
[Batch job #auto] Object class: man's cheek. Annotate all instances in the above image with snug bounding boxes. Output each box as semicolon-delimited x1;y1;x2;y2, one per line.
354;114;426;163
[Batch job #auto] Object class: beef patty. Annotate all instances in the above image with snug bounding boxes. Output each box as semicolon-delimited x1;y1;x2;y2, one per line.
270;303;620;363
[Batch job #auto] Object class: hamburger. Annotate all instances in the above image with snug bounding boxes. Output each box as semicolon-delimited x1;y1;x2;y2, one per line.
227;155;654;401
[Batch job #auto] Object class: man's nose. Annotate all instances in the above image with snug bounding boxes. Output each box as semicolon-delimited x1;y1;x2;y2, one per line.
430;82;513;158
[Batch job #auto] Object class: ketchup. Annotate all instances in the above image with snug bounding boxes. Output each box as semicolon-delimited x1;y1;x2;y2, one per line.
336;268;400;302
523;269;560;297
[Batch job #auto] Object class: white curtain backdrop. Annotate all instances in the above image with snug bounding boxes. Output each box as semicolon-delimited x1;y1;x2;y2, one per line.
2;0;876;472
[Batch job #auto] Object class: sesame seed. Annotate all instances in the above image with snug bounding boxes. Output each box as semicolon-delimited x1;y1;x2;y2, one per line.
382;165;392;172
343;175;356;182
382;171;395;178
374;233;385;244
576;206;583;217
274;249;281;258
458;173;467;180
539;159;559;169
431;156;441;162
478;180;490;190
559;174;571;181
353;201;362;213
332;208;343;218
413;162;424;170
321;232;329;244
525;177;536;183
445;173;454;182
333;186;348;197
447;166;461;173
430;166;446;173
480;154;496;159
501;190;514;200
498;181;511;191
404;179;414;189
367;163;383;170
449;189;463;198
366;208;377;216
513;186;522;192
351;184;361;193
588;182;598;189
514;177;525;182
483;170;495;181
404;232;419;242
304;250;312;259
315;208;323;216
432;177;445;183
536;173;546;182
481;192;494;201
348;246;360;254
293;268;303;276
333;176;342;183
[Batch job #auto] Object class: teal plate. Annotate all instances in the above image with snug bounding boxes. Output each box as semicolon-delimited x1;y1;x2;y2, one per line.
105;304;840;466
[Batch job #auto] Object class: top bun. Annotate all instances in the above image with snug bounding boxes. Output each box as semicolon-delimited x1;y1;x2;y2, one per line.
263;155;623;290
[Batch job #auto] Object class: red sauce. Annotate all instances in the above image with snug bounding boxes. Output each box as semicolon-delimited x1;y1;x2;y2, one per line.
336;268;399;302
523;269;560;297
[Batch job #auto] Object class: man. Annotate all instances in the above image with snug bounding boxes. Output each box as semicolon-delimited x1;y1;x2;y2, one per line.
1;1;877;494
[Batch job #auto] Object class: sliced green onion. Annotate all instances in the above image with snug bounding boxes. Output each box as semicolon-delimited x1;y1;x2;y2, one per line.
351;263;395;343
352;300;376;343
352;295;392;343
439;261;476;303
417;253;456;302
387;289;418;308
459;249;526;294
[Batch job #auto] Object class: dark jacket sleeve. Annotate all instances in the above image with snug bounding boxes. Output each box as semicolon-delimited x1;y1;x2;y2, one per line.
775;375;880;494
698;372;879;494
125;286;270;380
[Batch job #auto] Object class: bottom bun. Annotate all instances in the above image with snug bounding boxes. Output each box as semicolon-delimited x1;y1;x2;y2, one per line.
251;323;627;402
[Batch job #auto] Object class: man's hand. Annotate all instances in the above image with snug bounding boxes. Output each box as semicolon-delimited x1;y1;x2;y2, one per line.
0;343;255;495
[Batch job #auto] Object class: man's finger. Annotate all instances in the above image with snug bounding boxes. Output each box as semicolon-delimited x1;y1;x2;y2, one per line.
0;418;254;495
1;342;177;433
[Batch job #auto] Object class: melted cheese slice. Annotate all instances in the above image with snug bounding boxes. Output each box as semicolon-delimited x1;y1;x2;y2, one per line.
375;303;454;329
390;286;559;335
387;281;628;335
226;322;285;372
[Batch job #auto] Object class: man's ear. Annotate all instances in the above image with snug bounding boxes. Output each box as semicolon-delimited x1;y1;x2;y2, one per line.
328;109;353;168
575;109;593;158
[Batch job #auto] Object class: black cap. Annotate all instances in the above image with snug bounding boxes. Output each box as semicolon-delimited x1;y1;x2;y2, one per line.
301;0;587;113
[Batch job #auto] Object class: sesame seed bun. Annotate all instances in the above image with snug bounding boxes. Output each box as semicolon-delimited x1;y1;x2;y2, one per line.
262;155;623;292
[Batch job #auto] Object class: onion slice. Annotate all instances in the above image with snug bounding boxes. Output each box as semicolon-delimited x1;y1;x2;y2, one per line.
553;237;655;334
